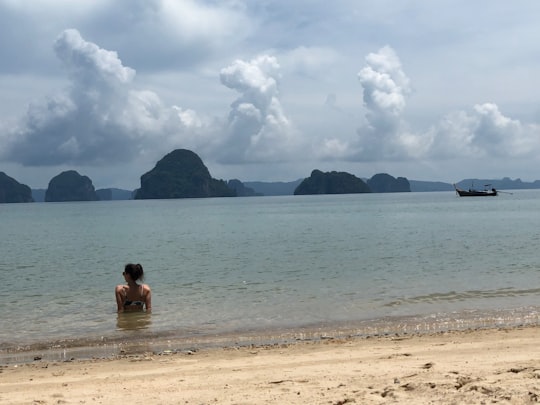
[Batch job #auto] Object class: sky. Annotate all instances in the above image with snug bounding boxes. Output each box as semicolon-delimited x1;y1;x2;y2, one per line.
1;0;540;190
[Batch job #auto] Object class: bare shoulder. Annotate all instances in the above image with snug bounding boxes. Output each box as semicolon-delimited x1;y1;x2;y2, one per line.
142;284;151;294
115;284;126;293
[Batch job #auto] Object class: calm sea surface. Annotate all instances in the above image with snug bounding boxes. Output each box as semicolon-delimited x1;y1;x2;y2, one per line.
2;190;540;362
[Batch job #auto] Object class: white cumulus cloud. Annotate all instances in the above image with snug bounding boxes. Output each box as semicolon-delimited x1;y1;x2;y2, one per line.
218;55;300;163
3;27;539;186
319;45;540;165
428;103;540;159
318;45;415;161
354;45;413;160
0;29;304;173
0;29;209;167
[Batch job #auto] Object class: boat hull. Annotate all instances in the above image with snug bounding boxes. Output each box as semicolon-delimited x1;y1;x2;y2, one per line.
454;184;497;197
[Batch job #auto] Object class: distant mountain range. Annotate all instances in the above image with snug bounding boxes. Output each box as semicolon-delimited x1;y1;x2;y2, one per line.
30;176;540;201
411;177;540;192
243;179;303;196
246;177;540;195
7;147;539;203
453;177;540;190
16;148;540;202
32;187;133;202
408;181;455;192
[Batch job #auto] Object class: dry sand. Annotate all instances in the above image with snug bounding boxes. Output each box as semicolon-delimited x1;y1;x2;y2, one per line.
2;326;540;404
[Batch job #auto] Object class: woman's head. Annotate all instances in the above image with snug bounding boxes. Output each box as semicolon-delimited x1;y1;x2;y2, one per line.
124;263;144;281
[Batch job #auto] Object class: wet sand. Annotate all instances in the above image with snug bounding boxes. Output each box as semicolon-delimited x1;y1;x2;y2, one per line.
2;326;540;404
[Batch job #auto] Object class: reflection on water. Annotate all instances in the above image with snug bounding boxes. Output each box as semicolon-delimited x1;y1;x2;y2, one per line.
116;312;152;331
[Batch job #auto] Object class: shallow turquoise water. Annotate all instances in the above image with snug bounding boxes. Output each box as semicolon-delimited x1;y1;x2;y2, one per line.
2;190;540;356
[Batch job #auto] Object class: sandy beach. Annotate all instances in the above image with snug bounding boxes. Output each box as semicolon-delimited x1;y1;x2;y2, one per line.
2;326;540;404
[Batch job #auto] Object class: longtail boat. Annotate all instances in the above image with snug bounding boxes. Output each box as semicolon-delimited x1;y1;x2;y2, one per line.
454;184;497;197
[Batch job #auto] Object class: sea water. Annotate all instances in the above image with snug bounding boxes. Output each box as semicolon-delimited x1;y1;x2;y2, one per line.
2;190;540;362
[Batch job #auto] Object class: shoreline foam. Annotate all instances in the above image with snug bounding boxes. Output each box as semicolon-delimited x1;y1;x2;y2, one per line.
3;306;540;365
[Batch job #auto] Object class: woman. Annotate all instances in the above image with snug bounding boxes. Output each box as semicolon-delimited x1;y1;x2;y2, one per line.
115;263;152;312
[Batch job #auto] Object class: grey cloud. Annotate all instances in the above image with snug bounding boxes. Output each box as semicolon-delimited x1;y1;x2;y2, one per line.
0;0;251;76
0;2;59;74
84;0;252;72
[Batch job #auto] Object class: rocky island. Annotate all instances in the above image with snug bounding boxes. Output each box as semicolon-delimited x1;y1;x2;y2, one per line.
0;172;34;203
294;170;371;195
367;173;410;192
134;149;235;199
45;170;99;202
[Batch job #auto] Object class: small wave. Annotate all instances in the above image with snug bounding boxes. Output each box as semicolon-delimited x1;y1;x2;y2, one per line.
385;287;540;307
3;307;540;365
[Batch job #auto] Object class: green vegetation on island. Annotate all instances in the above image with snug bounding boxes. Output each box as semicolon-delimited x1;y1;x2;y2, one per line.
227;179;261;197
5;147;540;204
0;172;34;203
45;170;99;202
294;170;371;195
367;173;411;193
134;149;235;199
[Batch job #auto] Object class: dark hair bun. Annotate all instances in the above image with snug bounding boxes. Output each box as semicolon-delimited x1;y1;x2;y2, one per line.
124;263;144;281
